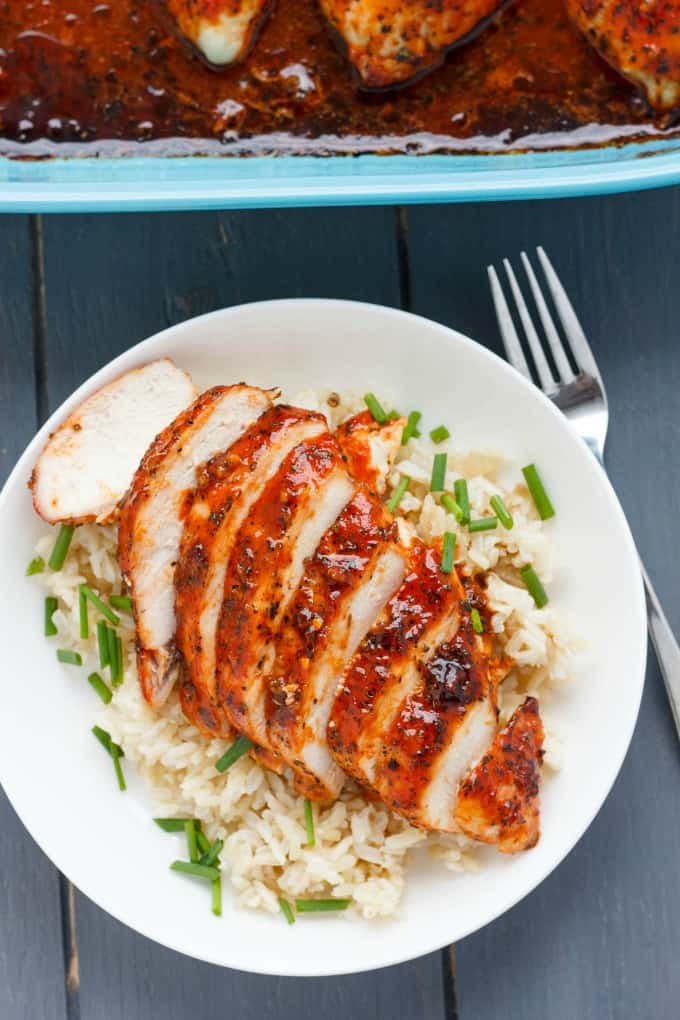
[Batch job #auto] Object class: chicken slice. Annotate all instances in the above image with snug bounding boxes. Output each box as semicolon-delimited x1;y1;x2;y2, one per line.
119;384;273;707
175;404;328;739
335;411;404;494
454;696;544;852
318;0;508;89
166;0;271;67
216;433;355;760
566;0;680;111
30;358;196;525
263;489;406;800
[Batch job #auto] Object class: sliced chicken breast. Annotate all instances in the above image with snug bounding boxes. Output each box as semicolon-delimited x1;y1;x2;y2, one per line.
166;0;271;67
216;433;355;760
30;358;196;525
175;405;328;739
336;411;404;494
454;696;544;852
264;489;406;800
119;384;273;707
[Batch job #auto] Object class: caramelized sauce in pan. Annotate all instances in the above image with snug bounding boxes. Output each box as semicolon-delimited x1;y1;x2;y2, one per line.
0;0;677;156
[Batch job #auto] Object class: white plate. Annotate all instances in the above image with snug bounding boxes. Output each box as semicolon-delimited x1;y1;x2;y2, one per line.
0;299;646;976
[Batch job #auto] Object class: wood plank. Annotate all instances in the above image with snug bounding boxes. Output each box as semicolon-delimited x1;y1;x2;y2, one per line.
40;207;449;1020
0;215;68;1020
405;187;680;1020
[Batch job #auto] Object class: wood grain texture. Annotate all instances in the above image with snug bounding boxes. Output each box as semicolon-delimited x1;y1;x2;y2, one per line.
405;186;680;1020
0;216;68;1020
39;208;449;1020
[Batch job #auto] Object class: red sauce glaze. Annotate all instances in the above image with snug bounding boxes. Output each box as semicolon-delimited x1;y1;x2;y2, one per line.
1;0;677;156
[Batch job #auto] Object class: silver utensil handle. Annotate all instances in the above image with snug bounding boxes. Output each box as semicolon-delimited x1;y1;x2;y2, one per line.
640;558;680;738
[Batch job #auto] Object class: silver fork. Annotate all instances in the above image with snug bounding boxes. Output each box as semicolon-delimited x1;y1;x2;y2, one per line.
488;246;680;739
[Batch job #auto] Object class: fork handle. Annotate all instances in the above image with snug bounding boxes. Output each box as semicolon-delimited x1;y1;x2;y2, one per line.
640;558;680;739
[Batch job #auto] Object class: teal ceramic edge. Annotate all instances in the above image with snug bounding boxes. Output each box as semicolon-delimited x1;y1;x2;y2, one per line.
1;136;679;211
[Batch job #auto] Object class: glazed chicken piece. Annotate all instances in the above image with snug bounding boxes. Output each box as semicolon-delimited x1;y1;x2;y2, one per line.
566;0;680;111
318;0;508;89
119;384;274;707
454;696;544;852
165;0;271;67
335;411;404;494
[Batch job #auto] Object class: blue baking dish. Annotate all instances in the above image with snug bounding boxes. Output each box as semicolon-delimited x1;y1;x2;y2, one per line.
2;134;680;212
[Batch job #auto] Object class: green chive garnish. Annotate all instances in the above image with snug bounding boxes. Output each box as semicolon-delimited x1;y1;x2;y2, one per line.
92;726;125;790
155;818;192;832
215;735;253;773
44;596;58;637
295;899;350;913
212;877;222;917
304;799;315;847
470;608;484;634
441;493;464;524
386;410;400;421
490;495;514;530
97;619;110;668
26;556;45;576
468;517;498;533
88;672;112;704
184;820;199;863
196;828;211;856
429;425;450;444
441;532;456;574
111;746;126;791
79;588;89;639
109;595;133;613
454;479;470;525
107;627;123;687
114;634;124;687
430;452;447;492
522;464;555;520
80;584;120;626
57;648;82;666
386;475;410;514
201;838;224;868
48;524;75;571
401;410;422;445
170;860;220;881
363;393;388;424
279;896;296;925
520;565;549;608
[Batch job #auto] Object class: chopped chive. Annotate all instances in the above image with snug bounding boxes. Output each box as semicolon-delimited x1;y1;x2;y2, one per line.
184;820;199;863
107;627;123;687
201;838;224;868
170;860;220;881
97;619;110;668
386;475;410;514
363;393;388;424
401;410;422;446
196;828;211;856
441;492;464;524
57;648;82;666
441;532;456;574
155;818;192;832
430;452;447;492
111;745;126;791
79;588;89;640
92;725;123;758
114;634;124;687
454;479;470;525
80;584;120;626
412;427;422;438
215;735;253;773
87;672;112;704
295;899;350;913
386;410;400;421
48;524;74;571
109;594;133;613
26;556;45;577
490;495;514;530
279;896;296;925
470;608;484;634
522;464;555;520
304;799;316;848
44;596;58;637
468;517;498;533
212;877;222;917
520;564;549;608
429;425;450;444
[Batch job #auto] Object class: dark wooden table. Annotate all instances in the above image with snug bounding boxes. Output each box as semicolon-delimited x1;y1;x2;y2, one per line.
2;190;680;1020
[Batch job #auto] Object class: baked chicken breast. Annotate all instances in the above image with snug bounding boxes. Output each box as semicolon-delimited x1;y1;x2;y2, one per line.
165;0;271;67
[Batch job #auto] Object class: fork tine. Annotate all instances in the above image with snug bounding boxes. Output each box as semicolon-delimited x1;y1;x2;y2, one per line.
536;247;602;383
502;258;555;392
520;252;574;383
487;265;532;382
